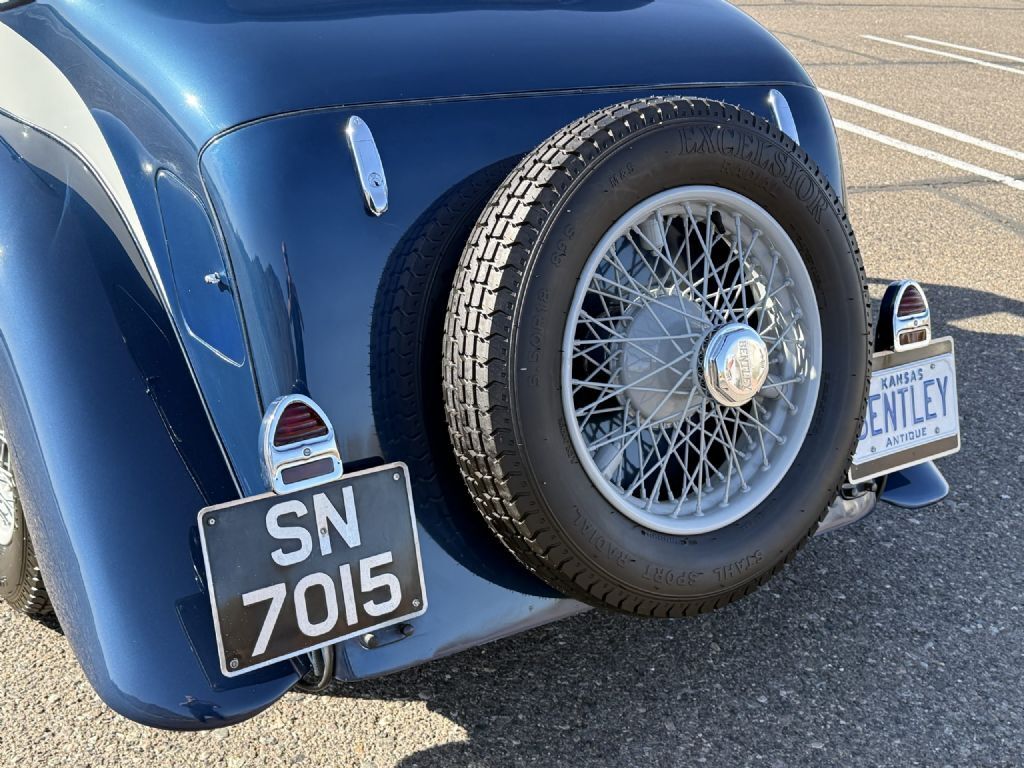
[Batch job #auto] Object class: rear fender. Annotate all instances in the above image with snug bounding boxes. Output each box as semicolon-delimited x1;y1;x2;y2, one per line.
0;114;297;729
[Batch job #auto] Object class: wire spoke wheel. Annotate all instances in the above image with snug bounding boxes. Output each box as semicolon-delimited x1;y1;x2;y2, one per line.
562;187;822;535
0;426;15;548
0;417;51;616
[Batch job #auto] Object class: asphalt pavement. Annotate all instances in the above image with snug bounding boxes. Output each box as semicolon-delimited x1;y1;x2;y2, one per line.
2;1;1023;765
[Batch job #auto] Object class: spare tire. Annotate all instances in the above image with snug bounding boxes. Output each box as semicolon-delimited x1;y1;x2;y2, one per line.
443;97;870;616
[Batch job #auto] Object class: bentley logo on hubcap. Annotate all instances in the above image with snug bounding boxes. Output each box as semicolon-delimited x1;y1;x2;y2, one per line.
701;323;770;406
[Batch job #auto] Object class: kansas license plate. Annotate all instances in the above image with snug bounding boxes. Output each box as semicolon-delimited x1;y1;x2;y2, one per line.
850;337;960;483
198;462;426;677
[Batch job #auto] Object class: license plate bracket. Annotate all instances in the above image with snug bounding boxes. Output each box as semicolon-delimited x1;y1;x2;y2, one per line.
198;462;426;677
850;337;960;483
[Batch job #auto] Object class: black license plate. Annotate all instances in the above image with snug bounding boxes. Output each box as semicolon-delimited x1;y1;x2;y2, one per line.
198;462;426;676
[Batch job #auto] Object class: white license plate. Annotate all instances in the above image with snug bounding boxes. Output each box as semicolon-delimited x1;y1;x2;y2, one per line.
850;337;960;483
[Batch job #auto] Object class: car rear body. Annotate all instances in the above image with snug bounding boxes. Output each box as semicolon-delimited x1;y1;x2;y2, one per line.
0;0;945;730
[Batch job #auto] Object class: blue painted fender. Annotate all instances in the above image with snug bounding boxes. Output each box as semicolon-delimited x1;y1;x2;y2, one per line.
0;115;298;729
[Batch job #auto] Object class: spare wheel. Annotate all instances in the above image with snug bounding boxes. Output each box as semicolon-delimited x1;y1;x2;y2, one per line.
442;97;870;616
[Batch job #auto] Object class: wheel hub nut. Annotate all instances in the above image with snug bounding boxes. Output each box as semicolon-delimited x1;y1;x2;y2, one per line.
701;323;769;406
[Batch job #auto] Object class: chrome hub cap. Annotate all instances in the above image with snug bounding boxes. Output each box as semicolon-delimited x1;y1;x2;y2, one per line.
701;323;770;407
562;187;822;535
0;427;15;547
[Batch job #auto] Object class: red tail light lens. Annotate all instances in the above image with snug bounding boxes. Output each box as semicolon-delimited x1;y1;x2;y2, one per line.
897;285;927;317
273;401;328;446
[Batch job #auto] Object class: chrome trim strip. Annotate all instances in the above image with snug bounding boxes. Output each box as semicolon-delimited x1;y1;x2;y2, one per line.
344;116;388;216
768;89;801;145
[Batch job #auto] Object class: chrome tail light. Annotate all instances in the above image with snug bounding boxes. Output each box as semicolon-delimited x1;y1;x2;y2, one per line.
876;279;931;352
260;395;343;494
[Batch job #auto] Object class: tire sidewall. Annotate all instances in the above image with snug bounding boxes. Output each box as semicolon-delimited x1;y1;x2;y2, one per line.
509;116;868;600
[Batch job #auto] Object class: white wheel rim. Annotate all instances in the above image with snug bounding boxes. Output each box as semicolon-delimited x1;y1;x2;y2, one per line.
560;186;822;535
0;427;15;547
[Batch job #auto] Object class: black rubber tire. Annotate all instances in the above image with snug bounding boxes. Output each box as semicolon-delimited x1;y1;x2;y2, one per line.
0;427;52;617
370;160;549;591
442;97;871;617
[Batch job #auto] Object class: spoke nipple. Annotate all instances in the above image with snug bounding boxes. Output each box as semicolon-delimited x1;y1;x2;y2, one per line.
777;436;787;445
789;405;798;414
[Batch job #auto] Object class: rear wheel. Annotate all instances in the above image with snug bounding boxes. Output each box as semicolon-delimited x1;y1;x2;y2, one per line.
0;423;52;616
443;97;870;616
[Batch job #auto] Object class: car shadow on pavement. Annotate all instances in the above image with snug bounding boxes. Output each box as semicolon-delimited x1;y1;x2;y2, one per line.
324;280;1021;767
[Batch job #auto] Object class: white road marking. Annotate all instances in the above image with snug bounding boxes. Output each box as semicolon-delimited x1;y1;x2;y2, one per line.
904;35;1024;65
833;119;1024;192
862;34;1024;76
820;89;1024;163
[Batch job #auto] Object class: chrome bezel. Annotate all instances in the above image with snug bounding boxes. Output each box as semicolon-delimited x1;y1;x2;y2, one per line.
260;394;344;495
890;279;932;352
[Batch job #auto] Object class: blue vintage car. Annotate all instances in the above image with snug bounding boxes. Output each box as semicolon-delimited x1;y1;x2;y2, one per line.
0;0;960;730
